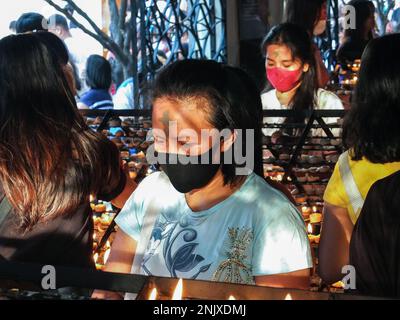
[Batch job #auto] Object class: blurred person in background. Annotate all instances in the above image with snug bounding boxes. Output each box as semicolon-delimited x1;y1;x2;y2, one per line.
78;55;114;110
261;23;343;137
8;21;16;34
15;12;46;34
48;14;87;94
387;0;400;33
285;0;330;88
337;0;375;67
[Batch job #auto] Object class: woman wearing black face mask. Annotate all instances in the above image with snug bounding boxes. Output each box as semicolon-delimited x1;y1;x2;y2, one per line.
93;60;312;300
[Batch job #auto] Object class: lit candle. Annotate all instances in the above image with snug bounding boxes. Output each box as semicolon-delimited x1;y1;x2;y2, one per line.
172;279;183;300
312;206;318;213
149;288;158;300
284;293;293;300
103;248;111;264
308;213;322;236
301;206;311;218
228;295;236;300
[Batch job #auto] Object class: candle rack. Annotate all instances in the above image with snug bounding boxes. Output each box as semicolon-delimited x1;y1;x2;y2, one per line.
0;261;387;300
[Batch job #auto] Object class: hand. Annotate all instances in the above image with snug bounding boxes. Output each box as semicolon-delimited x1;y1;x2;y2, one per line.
92;290;124;300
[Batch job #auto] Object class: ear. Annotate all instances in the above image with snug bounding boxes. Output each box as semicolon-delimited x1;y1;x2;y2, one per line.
303;63;310;73
56;26;63;36
221;130;237;153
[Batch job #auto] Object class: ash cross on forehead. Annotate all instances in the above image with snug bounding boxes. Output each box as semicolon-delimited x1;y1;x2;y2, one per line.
160;111;171;137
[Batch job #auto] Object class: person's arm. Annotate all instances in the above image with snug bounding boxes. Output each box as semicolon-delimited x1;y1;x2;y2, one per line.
110;162;137;209
318;202;354;285
96;140;137;208
92;229;137;300
256;268;311;290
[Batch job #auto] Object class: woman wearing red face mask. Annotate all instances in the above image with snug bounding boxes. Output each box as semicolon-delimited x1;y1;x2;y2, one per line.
285;0;329;88
261;23;343;137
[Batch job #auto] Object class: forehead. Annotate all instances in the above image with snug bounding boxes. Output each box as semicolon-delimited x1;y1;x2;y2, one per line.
152;97;214;133
266;44;293;60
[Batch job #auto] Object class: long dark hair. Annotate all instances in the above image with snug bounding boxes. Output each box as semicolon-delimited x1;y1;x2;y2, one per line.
152;59;263;186
262;23;317;122
0;33;114;231
343;34;400;163
285;0;326;35
344;0;375;41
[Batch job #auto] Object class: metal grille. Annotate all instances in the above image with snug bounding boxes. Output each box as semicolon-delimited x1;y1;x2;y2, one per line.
131;0;227;108
318;0;340;72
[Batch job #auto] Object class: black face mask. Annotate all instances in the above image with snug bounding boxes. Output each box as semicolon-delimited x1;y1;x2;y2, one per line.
157;147;221;194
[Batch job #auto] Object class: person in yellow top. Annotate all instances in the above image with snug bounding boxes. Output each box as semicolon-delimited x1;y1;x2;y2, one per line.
324;155;400;225
318;34;400;286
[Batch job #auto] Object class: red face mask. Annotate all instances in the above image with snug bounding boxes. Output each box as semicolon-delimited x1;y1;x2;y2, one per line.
266;67;303;93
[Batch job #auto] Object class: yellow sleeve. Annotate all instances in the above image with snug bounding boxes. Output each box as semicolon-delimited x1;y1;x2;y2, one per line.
323;161;349;208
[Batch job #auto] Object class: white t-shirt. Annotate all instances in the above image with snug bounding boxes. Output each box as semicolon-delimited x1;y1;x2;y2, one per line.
115;171;312;284
261;88;344;136
113;78;134;110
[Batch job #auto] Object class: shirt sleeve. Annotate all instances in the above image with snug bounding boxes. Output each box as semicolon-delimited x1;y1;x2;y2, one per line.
317;89;343;136
252;200;313;276
322;91;344;110
114;186;144;241
323;161;349;208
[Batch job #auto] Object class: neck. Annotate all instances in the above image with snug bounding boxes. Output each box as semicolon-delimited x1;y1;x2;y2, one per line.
275;81;302;107
185;169;245;212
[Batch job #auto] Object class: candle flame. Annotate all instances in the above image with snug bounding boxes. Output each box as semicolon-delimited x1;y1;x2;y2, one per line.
307;223;313;234
228;295;236;300
172;279;183;300
301;206;308;213
149;288;158;300
89;194;95;202
285;293;293;300
103;248;111;264
312;206;317;213
93;253;99;264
